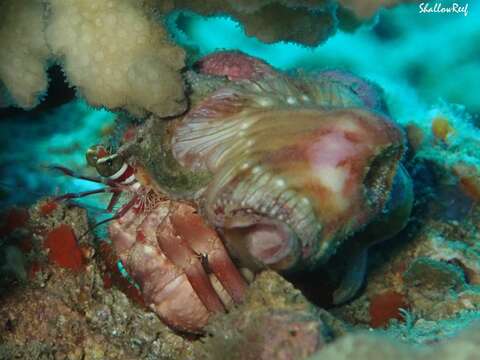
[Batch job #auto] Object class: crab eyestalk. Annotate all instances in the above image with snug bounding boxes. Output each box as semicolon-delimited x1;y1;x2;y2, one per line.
85;144;109;166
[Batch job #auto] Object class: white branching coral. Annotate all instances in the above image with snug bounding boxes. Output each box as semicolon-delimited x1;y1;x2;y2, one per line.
45;0;187;117
0;0;187;118
0;0;50;109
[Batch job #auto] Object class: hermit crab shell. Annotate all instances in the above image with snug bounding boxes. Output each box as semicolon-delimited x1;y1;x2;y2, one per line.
168;73;405;272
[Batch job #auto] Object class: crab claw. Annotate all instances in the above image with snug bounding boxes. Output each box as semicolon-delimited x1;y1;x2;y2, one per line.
169;203;248;304
109;199;247;333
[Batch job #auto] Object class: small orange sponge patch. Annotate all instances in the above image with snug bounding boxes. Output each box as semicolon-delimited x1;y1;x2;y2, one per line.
44;224;84;271
431;116;454;142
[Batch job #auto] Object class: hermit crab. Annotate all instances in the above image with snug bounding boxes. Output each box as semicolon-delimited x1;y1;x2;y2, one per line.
54;52;413;333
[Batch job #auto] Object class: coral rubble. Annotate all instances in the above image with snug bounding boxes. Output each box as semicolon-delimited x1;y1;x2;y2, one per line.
193;271;341;360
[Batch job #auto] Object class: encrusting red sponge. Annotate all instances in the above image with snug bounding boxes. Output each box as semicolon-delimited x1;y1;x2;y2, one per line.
44;224;84;272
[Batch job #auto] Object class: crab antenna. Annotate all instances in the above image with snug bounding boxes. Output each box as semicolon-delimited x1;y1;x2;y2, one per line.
47;165;117;187
53;188;121;202
77;194;139;241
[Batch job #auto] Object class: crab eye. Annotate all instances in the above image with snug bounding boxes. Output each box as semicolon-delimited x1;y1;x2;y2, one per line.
95;154;124;177
86;146;99;166
86;144;109;167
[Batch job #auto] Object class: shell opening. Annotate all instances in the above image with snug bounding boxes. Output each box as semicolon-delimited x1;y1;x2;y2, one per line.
223;211;299;271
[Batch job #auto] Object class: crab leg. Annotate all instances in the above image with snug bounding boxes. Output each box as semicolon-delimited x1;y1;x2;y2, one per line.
170;204;248;303
110;199;246;332
111;205;210;332
156;213;226;313
106;191;122;212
